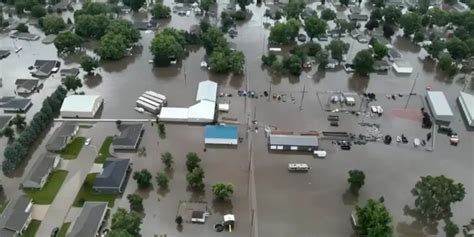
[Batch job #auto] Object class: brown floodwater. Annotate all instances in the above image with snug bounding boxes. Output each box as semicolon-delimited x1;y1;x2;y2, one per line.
0;0;473;236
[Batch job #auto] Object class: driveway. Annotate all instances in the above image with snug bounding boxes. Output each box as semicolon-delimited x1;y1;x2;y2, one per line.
31;205;49;220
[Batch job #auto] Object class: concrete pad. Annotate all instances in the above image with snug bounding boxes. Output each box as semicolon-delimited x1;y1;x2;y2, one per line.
89;163;103;173
32;205;49;220
58;160;71;170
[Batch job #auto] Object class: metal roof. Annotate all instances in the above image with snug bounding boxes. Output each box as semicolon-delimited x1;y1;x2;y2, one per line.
188;100;215;122
196;80;218;102
61;95;102;113
112;123;144;148
67;202;108;237
204;125;238;140
459;92;474;121
0;97;32;110
0;196;32;232
269;134;318;146
15;79;40;91
427;91;454;117
93;158;130;190
46;122;78;152
22;153;58;189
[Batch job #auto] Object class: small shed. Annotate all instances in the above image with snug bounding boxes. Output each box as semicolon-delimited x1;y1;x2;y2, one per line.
426;91;454;124
392;61;413;74
204;125;238;145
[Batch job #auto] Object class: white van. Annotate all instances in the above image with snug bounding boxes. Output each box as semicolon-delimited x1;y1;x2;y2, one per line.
288;163;309;172
313;150;327;158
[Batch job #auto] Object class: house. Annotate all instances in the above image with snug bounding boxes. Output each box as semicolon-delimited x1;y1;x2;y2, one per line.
9;32;40;41
196;80;218;102
0;196;33;237
0;116;13;130
370;35;390;46
93;158;131;193
392;60;413;74
112;123;144;150
60;68;80;78
457;92;474;127
0;50;10;59
31;60;60;77
60;95;104;118
0;97;32;113
204;125;239;145
348;14;369;21
67;202;108;237
388;48;402;61
22;154;60;189
374;59;391;71
15;79;41;94
426;91;454;124
268;134;319;152
46;122;79;152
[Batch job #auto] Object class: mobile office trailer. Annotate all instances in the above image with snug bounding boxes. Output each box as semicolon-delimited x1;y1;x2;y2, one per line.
136;100;159;114
145;91;167;104
138;96;161;108
141;94;165;105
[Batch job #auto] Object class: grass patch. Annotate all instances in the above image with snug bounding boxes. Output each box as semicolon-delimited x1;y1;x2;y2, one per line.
61;137;86;160
94;136;113;163
73;173;116;207
57;222;71;237
24;170;68;204
21;219;41;237
0;200;9;214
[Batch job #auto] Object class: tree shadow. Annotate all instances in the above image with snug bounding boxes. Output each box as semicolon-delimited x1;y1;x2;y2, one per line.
211;198;234;215
177;224;183;232
186;186;206;202
83;73;103;88
136;185;154;199
342;189;359;206
229;74;244;89
157;186;170;197
396;205;442;237
311;69;327;83
348;74;369;93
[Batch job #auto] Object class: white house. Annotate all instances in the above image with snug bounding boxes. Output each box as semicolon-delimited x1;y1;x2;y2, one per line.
60;95;103;118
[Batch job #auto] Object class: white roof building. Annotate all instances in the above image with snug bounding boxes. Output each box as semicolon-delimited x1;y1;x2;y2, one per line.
196;80;218;102
392;61;413;74
426;91;453;124
188;100;216;123
159;107;189;122
458;92;474;127
60;95;103;118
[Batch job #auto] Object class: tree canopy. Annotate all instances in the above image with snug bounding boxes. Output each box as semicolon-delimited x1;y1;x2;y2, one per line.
106;19;141;46
212;183;234;200
127;193;143;212
373;42;388;60
42;15;66;35
63;76;83;93
96;32;127;60
446;37;469;61
356;199;393;237
80;55;99;74
325;39;349;62
151;3;171;19
353;49;375;76
133;169;153;188
150;29;185;66
321;8;336;21
304;16;328;40
348;170;365;195
383;6;402;24
399;12;422;36
269;19;301;44
111;208;142;236
186;152;202;172
54;32;83;54
187;167;205;191
75;14;111;39
285;0;305;19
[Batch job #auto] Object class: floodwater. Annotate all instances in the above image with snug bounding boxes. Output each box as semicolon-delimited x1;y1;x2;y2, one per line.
0;0;473;236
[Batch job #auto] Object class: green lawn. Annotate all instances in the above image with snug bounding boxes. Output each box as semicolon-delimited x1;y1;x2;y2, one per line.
94;136;113;163
61;137;86;160
24;170;68;204
21;220;41;237
73;173;116;207
57;222;71;237
0;200;9;214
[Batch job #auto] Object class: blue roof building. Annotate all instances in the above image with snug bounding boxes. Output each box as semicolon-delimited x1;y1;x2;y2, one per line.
204;125;238;145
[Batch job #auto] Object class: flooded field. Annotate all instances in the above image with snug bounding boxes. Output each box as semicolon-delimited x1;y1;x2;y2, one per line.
1;0;473;236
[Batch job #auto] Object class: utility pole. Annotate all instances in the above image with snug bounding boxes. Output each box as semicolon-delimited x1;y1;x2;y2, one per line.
299;82;306;111
183;62;187;87
405;73;419;109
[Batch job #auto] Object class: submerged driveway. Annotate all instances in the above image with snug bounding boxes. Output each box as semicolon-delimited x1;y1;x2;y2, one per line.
35;146;97;236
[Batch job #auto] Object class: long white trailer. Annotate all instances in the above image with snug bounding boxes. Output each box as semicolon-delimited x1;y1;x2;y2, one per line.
145;91;167;104
141;94;165;105
136;100;159;114
138;96;161;108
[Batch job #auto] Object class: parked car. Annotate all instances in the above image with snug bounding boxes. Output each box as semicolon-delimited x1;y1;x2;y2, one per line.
313;150;327;158
85;138;92;146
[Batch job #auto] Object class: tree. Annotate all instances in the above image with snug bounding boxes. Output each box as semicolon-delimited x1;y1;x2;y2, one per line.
54;32;83;54
229;50;245;75
370;0;385;7
269;23;291;44
63;76;82;93
202;26;227;52
443;220;459;237
316;50;329;69
446;37;469;61
75;14;110;39
127;193;143;211
187;167;205;191
413;31;424;43
347;170;365;195
428;8;448;26
399;12;422;37
79;1;108;15
186;152;201;172
16;23;28;33
365;19;379;31
110;208;142;236
383;6;402;24
321;9;336;21
31;5;46;18
150;30;185;65
155;172;169;189
306;42;322;56
335;19;352;37
200;0;213;13
151;3;171;18
42;15;65;35
133;169;152;188
321;0;326;5
106;19;141;46
356;199;393;237
370;8;383;21
286;0;305;19
175;216;183;225
212;183;234;200
161;152;173;169
383;23;395;38
129;0;145;11
236;0;251;10
353;49;375;76
11;114;26;130
304;16;327;40
412;175;465;220
425;39;446;59
283;55;303;75
340;0;349;6
109;229;134;237
96;32;127;60
3;127;15;140
373;42;388;60
80;55;99;74
326;39;349;63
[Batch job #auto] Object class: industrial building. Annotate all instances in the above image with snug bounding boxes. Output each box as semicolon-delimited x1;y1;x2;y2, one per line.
204;125;239;145
268;134;319;152
60;95;103;118
458;92;474;127
426;91;454;124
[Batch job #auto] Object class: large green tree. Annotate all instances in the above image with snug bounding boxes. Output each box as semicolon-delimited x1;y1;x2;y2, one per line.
399;12;422;37
236;0;251;10
373;42;388;60
411;175;465;220
340;0;350;6
133;169;152;188
31;5;46;18
356;199;393;237
42;15;65;34
80;55;99;74
200;0;213;13
156;172;169;189
11;114;26;130
383;6;402;24
321;8;336;21
348;170;365;195
161;152;173;169
443;220;459;237
446;37;469;61
428;8;449;27
106;19;141;46
96;32;127;60
438;53;457;76
129;0;145;11
63;76;82;93
186;152;201;172
304;16;328;40
151;3;171;19
54;32;83;54
425;39;446;59
3;127;15;140
127;193;143;211
110;208;142;236
212;183;234;200
75;14;110;39
150;31;184;65
325;39;349;63
187;167;205;191
285;0;305;19
353;49;375;76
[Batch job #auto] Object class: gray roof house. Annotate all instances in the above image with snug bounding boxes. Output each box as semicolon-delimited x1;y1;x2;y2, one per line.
0;96;32;113
22;153;60;189
0;50;10;59
46;122;79;152
93;157;131;193
67;202;108;237
15;79;41;94
0;196;33;237
388;48;402;61
268;134;319;152
112;123;144;150
60;68;80;78
31;60;60;77
0;115;13;130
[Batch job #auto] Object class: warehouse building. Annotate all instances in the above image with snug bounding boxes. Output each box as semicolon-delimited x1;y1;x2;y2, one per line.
426;91;453;124
204;125;238;145
458;92;474;127
60;95;103;118
268;134;319;152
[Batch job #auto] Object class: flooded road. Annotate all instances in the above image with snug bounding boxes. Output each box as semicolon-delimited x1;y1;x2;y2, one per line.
1;0;473;236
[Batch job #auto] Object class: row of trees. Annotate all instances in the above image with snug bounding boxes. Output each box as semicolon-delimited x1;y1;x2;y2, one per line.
2;86;68;174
